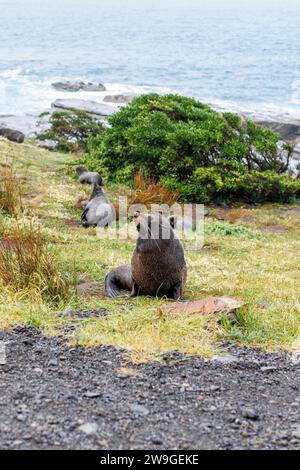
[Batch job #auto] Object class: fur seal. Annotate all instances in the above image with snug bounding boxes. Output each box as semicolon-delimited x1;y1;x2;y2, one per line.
0;128;25;143
105;212;187;299
76;165;103;185
81;183;114;227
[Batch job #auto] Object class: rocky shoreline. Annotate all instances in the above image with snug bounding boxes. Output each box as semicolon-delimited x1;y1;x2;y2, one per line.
1;80;300;161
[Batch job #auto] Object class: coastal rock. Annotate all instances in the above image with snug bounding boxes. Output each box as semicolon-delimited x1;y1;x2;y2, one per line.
37;140;58;151
52;81;106;92
103;94;137;104
257;119;300;161
52;99;117;117
0;127;25;143
1;113;51;139
256;120;300;142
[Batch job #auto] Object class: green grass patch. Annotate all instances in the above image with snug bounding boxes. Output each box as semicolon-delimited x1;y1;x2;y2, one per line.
0;137;300;361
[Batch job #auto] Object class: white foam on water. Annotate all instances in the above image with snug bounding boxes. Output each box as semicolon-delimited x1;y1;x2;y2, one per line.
1;67;300;134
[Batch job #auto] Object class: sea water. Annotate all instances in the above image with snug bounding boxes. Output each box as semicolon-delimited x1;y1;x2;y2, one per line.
0;0;300;121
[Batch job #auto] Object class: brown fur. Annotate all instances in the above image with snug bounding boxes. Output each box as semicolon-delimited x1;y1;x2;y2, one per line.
105;213;187;299
0;128;25;143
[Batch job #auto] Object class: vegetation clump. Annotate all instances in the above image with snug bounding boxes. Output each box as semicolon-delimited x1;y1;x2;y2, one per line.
0;166;23;216
87;94;299;203
0;221;69;302
38;108;104;152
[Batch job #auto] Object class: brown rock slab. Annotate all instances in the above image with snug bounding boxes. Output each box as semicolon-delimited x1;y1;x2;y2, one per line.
159;296;245;317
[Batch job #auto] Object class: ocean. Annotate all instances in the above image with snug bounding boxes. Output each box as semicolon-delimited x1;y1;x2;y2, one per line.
1;0;300;124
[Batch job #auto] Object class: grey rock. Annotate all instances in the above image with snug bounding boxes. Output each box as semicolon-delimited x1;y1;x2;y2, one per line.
212;354;238;364
52;81;106;92
37;140;57;151
84;390;102;398
130;404;150;416
241;408;260;420
0;341;6;365
292;425;300;439
16;414;26;422
52;99;116;117
260;366;277;372
78;422;98;435
103;94;137;104
256;120;300;142
1;113;51;139
290;351;300;365
48;358;58;367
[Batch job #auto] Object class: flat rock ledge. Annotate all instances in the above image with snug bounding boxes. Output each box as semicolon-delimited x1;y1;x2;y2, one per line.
51;99;117;117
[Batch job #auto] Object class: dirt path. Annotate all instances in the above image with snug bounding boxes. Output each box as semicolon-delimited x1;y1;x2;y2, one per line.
0;326;299;450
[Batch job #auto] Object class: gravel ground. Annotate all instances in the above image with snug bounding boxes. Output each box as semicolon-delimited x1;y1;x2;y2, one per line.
0;326;299;450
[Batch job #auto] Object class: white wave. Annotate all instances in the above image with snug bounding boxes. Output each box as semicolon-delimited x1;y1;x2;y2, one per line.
1;69;300;125
201;98;300;123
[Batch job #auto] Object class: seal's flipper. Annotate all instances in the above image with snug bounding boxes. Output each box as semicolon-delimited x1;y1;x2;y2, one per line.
105;264;133;298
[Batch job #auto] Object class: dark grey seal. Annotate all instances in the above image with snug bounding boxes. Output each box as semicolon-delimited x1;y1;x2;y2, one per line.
81;183;115;228
105;212;187;299
0;128;25;143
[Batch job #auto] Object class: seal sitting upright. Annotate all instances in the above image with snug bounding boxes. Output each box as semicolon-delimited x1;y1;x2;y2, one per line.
81;183;115;227
105;212;187;299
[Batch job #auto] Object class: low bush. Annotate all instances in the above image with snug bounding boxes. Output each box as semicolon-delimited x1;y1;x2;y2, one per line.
38;108;104;152
86;94;299;203
163;169;300;204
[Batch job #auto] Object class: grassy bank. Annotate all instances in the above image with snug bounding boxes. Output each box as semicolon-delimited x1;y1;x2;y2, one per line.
0;137;300;362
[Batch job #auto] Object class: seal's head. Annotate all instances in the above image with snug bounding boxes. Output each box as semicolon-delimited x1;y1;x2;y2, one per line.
133;211;176;240
76;165;86;175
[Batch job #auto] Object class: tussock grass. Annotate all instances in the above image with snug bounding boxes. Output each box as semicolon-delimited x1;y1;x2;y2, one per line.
0;138;300;361
128;173;178;207
0;221;70;302
0;166;23;216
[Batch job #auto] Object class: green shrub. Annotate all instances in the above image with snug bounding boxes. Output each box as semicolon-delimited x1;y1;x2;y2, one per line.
38;109;104;152
163;169;300;204
86;94;298;203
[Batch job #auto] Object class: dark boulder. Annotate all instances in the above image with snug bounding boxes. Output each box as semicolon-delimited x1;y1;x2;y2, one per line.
0;128;25;143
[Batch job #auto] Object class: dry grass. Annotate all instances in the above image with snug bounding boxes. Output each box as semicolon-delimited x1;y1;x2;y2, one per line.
0;166;23;216
128;173;178;207
0;221;69;302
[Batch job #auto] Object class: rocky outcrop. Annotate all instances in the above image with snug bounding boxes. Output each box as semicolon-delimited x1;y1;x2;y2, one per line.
256;119;300;142
52;81;106;92
103;94;137;104
0;128;25;143
37;140;58;151
1;113;51;139
52;99;117;117
255;119;300;163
